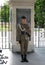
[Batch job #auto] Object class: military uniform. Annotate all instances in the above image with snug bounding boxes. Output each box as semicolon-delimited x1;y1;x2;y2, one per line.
17;16;30;62
17;23;30;62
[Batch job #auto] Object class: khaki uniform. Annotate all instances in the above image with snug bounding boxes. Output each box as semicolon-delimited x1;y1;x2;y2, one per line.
17;23;31;55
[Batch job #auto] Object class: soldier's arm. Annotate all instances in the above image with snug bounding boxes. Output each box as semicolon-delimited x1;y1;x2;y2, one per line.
17;24;21;44
26;24;31;37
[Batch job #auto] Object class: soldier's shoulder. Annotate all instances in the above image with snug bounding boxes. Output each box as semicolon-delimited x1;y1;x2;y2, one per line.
18;23;21;26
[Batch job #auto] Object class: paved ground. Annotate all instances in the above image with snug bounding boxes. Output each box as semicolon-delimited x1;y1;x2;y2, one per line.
0;48;45;65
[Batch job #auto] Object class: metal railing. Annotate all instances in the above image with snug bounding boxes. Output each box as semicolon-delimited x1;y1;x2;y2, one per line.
34;28;45;48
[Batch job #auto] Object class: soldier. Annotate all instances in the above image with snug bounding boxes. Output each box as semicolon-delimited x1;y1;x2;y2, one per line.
17;16;31;62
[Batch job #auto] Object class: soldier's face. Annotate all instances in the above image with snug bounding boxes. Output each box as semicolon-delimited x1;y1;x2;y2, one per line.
22;19;26;24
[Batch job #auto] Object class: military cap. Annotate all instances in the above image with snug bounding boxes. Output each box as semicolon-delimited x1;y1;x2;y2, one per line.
21;16;26;19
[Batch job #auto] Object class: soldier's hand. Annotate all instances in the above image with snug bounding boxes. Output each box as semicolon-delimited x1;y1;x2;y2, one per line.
21;30;25;34
26;32;30;37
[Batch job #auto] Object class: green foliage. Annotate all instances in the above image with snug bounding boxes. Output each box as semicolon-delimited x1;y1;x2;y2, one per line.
35;0;45;28
1;4;9;22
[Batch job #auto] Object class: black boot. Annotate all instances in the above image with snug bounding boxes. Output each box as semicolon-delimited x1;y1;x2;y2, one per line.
21;54;24;62
24;54;28;62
